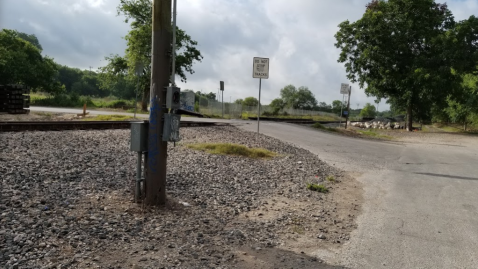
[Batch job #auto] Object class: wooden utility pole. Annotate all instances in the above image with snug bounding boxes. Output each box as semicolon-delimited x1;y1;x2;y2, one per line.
146;0;172;205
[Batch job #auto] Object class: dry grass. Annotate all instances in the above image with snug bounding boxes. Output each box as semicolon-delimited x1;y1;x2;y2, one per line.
187;143;276;159
83;115;134;121
356;129;394;140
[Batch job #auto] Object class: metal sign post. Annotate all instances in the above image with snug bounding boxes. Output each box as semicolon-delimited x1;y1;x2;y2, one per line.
339;83;349;128
134;62;144;119
253;57;269;135
220;81;224;118
345;86;351;129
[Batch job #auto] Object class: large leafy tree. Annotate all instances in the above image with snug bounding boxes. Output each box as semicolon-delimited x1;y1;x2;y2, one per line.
279;84;318;110
331;100;346;114
335;0;478;131
444;71;478;130
0;29;62;94
108;0;203;110
317;102;332;112
242;97;259;107
360;103;377;118
269;98;285;114
97;55;136;99
58;65;106;97
14;30;43;51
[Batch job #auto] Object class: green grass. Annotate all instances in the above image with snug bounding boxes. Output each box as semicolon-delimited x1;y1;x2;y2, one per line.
126;108;148;114
187;143;276;158
30;92;137;110
306;183;329;193
33;112;53;118
83;114;134;121
357;129;394;140
440;126;464;133
312;122;339;132
326;175;335;182
242;113;339;121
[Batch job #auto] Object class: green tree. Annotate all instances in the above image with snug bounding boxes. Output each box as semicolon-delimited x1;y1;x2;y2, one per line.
317;102;332;112
360;103;377;118
444;72;478;130
234;99;244;105
269;98;285;114
98;54;136;98
335;0;478;131
15;30;43;51
279;84;318;109
242;97;259;107
331;100;345;114
280;84;297;108
116;0;203;110
58;65;83;93
0;29;62;94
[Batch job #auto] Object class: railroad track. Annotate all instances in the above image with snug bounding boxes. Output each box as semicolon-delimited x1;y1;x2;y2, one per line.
0;120;225;132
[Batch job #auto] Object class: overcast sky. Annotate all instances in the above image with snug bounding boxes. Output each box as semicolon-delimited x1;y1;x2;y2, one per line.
1;0;477;109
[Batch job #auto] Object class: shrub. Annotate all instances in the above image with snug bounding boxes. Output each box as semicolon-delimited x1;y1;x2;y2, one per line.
306;183;328;193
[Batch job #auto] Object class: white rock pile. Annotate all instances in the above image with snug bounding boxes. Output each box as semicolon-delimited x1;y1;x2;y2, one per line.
350;118;403;129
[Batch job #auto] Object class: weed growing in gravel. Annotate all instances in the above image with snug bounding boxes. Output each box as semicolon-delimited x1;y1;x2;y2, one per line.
326;175;335;182
312;122;326;129
34;112;53;118
187;143;276;158
83;115;134;121
312;123;339;132
306;183;329;193
357;129;393;140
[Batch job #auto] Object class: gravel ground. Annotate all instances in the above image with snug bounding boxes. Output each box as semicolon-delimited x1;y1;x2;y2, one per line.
0;126;361;269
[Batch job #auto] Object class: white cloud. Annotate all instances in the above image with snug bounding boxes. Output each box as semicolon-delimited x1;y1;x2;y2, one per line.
2;0;478;110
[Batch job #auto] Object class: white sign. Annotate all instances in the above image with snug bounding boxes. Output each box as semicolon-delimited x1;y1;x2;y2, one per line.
253;57;269;79
340;83;350;94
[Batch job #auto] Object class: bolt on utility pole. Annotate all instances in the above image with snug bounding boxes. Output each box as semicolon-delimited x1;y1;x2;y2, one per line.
146;0;172;205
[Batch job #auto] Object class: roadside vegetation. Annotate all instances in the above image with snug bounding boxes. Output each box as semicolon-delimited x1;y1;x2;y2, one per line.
83;115;135;121
312;123;339;133
326;175;335;182
312;122;395;140
356;129;394;140
187;143;276;159
306;183;329;193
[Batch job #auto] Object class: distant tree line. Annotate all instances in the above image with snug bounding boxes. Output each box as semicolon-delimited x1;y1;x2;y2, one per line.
0;1;203;110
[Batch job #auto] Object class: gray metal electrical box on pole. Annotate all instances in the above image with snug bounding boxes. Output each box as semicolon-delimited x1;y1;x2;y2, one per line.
130;121;148;203
166;86;181;110
163;114;181;142
130;122;148;152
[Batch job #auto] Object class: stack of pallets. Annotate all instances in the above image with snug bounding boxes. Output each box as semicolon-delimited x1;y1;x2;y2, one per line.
0;85;30;114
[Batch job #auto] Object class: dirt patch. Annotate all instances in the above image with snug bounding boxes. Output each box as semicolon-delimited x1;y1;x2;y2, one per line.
232;172;362;268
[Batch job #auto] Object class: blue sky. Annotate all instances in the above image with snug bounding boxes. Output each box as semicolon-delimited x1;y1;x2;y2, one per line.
1;0;477;109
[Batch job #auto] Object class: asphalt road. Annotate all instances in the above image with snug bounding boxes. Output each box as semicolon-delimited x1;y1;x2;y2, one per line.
238;121;478;269
29;107;478;268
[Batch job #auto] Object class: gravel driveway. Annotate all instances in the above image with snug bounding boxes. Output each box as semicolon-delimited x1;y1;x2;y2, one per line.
0;126;361;269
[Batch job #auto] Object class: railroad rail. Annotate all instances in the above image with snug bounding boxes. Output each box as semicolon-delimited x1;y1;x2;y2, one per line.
0;120;225;132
